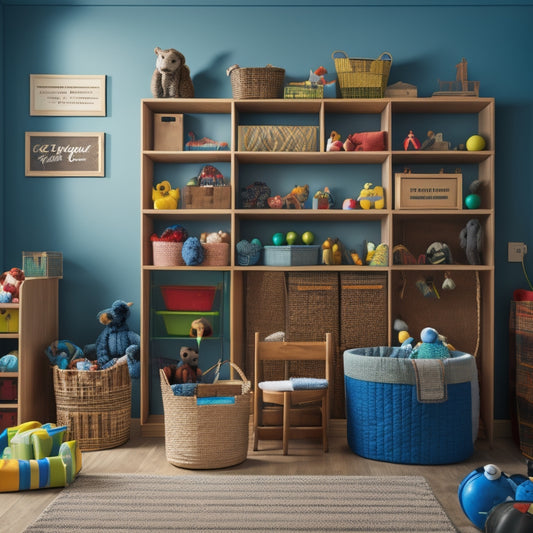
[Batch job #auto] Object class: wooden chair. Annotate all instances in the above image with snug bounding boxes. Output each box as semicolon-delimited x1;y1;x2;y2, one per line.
253;332;332;455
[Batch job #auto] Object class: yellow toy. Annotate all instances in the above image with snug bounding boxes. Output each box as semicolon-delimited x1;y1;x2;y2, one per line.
357;182;385;209
0;421;81;492
322;237;344;265
152;180;180;209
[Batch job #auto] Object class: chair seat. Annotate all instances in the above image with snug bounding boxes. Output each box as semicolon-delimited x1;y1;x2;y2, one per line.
258;378;329;392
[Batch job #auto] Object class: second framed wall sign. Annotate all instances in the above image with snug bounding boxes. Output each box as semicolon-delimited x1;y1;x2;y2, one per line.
25;132;105;177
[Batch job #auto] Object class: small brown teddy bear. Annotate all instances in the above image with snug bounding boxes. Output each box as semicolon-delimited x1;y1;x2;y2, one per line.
151;47;194;98
163;346;202;384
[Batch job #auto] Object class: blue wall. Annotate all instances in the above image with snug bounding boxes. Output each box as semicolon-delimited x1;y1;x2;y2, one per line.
2;1;532;420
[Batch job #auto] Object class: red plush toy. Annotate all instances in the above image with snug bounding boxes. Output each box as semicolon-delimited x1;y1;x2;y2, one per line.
0;268;25;303
343;131;387;152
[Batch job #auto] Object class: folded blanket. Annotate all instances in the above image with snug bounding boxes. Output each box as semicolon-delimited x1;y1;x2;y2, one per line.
171;383;197;396
290;377;328;390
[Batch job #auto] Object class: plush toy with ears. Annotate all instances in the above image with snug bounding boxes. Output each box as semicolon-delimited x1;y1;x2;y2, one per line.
151;47;194;98
460;218;482;265
84;300;140;377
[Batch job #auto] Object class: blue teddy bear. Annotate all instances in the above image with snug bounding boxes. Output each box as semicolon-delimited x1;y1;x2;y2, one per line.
84;300;141;377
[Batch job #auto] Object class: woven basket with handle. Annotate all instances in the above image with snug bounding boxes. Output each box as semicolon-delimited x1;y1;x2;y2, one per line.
160;360;251;469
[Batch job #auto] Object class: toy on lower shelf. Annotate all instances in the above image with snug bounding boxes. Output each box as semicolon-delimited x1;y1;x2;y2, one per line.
0;420;81;492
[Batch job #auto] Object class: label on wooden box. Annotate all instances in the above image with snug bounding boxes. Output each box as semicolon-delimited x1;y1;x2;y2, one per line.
153;113;183;151
395;173;462;210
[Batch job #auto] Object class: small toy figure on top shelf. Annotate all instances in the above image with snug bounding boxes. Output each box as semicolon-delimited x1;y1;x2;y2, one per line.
432;58;479;97
420;131;451;151
403;130;421;150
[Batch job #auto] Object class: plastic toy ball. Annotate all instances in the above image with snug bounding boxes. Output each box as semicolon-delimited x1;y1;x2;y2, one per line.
343;198;357;210
465;193;481;209
458;464;527;530
466;134;486;151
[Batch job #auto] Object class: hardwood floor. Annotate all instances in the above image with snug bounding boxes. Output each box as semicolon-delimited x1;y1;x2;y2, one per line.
3;420;528;532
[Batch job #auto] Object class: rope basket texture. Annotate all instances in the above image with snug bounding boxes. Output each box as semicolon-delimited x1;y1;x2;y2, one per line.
152;241;184;266
202;242;230;266
227;64;285;99
53;362;131;451
160;361;251;469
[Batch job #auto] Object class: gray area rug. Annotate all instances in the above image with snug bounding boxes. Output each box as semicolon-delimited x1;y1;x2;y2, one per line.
25;474;457;532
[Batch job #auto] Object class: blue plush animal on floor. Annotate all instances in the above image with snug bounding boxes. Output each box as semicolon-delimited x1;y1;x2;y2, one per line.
84;300;140;377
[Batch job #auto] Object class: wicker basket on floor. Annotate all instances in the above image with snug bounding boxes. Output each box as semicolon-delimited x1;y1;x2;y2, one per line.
160;361;251;469
53;362;131;451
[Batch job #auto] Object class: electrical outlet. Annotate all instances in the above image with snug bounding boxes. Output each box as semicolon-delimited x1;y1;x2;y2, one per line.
508;242;527;262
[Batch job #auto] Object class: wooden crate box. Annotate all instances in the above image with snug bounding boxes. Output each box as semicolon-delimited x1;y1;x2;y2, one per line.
183;186;231;209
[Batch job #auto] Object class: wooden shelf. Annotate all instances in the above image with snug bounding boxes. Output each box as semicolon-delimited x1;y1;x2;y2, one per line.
140;97;494;442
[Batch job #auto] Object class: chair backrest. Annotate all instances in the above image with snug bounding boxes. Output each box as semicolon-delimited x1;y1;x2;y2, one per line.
253;332;332;389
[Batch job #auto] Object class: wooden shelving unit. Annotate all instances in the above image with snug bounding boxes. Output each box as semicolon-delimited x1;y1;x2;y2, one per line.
0;277;59;430
140;97;494;442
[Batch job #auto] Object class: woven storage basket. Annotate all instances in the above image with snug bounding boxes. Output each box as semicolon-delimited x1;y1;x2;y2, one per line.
53;362;131;451
332;50;392;98
202;243;230;266
339;272;388;348
160;361;251;469
227;64;285;99
152;241;184;266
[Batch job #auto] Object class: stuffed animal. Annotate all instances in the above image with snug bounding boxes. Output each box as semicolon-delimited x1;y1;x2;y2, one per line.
152;180;179;209
344;131;387;152
410;327;450;359
175;346;202;383
0;268;25;303
190;317;213;339
84;300;141;377
181;236;204;266
460;218;482;265
151;47;194;98
45;340;84;370
357;183;384;209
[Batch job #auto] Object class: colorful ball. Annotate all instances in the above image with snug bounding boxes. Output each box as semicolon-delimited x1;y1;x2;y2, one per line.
466;134;486;151
465;193;481;209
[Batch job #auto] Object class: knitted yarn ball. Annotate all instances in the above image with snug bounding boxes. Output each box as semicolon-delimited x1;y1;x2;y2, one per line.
182;237;204;266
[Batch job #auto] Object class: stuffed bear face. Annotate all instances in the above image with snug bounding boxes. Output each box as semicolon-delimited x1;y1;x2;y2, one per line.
98;300;132;327
155;47;184;74
180;346;199;367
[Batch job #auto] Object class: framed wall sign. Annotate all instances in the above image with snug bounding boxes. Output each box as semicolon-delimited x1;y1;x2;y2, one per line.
30;75;106;116
25;132;105;177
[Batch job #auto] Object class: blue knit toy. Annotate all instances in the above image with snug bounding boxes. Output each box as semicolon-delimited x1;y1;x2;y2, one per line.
182;236;204;266
84;300;141;377
410;327;450;359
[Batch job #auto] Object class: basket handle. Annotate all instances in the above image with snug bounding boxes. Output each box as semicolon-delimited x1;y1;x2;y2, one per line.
377;52;393;63
203;359;248;383
331;50;348;60
226;64;239;77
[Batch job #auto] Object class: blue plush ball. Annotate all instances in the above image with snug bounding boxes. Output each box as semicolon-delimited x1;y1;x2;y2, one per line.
181;237;204;266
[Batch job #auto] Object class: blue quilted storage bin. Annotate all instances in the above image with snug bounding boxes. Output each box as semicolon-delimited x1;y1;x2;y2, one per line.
343;347;479;465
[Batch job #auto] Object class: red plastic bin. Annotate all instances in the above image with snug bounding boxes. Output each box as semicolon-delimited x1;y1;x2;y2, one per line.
160;285;217;312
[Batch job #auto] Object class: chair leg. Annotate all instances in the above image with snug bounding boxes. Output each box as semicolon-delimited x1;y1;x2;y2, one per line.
322;396;328;453
283;392;290;455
